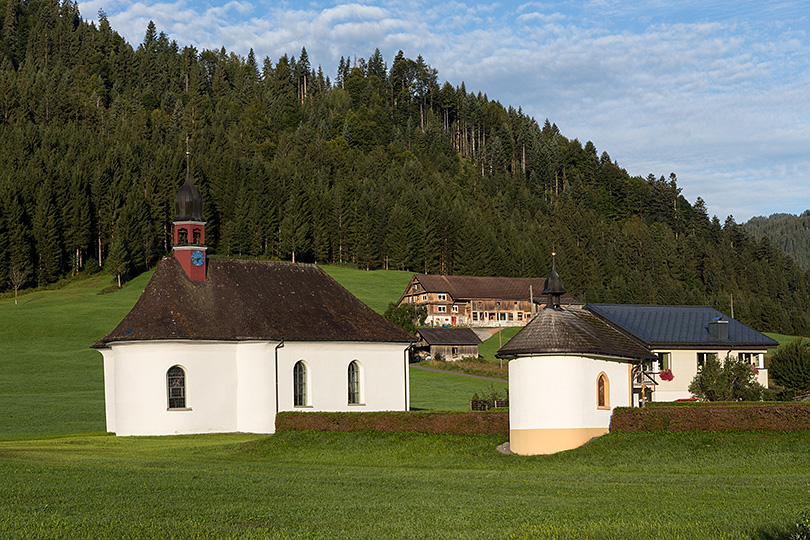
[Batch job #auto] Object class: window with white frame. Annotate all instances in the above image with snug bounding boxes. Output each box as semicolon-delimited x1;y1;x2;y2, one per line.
597;372;610;409
438;293;447;301
451;305;458;313
437;306;446;313
293;361;307;407
656;352;671;372
697;352;717;372
738;352;760;367
472;312;478;321
348;361;361;405
167;365;186;410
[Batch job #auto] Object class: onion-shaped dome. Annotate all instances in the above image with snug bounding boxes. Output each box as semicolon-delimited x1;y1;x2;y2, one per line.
174;168;204;222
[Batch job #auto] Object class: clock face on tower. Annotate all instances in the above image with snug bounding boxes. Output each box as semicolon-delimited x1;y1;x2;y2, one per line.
191;250;205;267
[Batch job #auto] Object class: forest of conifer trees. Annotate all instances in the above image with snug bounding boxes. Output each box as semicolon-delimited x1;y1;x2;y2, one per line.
0;0;808;334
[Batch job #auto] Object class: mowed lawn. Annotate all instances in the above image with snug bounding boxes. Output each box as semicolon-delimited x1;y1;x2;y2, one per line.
1;430;809;539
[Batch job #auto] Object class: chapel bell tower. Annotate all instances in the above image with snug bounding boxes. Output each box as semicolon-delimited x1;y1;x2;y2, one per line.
173;151;207;281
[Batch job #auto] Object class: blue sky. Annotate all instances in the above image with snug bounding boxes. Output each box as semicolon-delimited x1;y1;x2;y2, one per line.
77;0;810;222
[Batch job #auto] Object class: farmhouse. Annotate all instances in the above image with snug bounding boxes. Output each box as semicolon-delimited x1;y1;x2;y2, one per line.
397;273;582;327
586;304;776;402
93;160;413;436
413;327;482;361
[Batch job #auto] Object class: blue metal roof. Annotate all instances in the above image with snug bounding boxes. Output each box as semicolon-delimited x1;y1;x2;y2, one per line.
585;304;778;349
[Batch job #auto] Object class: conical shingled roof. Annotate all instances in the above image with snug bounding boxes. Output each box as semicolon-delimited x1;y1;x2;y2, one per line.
93;257;413;347
495;306;656;360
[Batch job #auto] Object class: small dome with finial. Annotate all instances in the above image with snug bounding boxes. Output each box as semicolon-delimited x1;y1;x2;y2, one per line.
174;153;204;222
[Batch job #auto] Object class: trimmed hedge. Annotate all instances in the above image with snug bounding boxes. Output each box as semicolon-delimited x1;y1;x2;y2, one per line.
612;403;810;432
276;411;508;435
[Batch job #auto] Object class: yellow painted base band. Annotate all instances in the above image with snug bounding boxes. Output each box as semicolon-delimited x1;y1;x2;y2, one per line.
510;427;609;455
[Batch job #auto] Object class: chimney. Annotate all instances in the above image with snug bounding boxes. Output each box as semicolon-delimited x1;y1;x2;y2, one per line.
708;318;729;340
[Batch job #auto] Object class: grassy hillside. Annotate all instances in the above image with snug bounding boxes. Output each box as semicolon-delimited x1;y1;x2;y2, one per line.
0;272;153;439
1;430;809;539
319;264;413;314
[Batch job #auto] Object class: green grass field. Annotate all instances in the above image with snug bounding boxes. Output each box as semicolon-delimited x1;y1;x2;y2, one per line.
319;264;413;314
1;430;809;539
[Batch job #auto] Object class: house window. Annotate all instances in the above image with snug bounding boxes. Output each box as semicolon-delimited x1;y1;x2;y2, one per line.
508;312;514;321
656;352;671;372
452;305;458;313
517;312;523;321
597;372;610;409
437;306;447;313
422;294;427;301
499;313;506;321
738;352;760;367
525;313;532;320
438;293;447;301
472;312;478;321
413;284;420;292
167;365;186;409
348;361;361;405
293;361;307;407
697;353;717;372
452;347;459;356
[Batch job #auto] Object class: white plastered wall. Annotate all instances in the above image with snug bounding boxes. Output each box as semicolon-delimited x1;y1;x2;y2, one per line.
101;339;410;436
651;348;769;402
509;355;631;431
276;341;410;413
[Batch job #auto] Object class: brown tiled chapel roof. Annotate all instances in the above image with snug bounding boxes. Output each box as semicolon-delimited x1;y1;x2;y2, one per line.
93;257;413;347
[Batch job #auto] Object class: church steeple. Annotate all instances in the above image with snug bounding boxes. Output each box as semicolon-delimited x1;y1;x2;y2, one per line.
172;149;207;281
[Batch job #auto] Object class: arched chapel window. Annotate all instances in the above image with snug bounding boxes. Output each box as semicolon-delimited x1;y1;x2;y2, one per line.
348;361;361;405
293;361;307;407
167;365;186;409
597;372;610;410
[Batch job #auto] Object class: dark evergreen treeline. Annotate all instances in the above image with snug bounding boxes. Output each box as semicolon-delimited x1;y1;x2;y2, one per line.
745;211;810;272
0;0;808;334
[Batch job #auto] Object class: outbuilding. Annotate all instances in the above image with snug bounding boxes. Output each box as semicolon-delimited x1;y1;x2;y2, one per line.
497;257;656;455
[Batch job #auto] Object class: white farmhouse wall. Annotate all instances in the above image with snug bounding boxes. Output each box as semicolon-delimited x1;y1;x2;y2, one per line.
651;349;769;402
102;340;409;436
509;355;632;455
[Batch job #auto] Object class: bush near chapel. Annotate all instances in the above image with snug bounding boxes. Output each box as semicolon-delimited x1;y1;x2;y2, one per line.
769;339;810;395
688;354;763;401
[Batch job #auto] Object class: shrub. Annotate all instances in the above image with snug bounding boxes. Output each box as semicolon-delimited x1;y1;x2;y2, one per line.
383;302;427;334
769;339;810;394
688;354;763;401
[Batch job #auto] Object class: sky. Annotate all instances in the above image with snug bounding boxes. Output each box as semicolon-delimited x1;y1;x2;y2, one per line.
76;0;810;222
